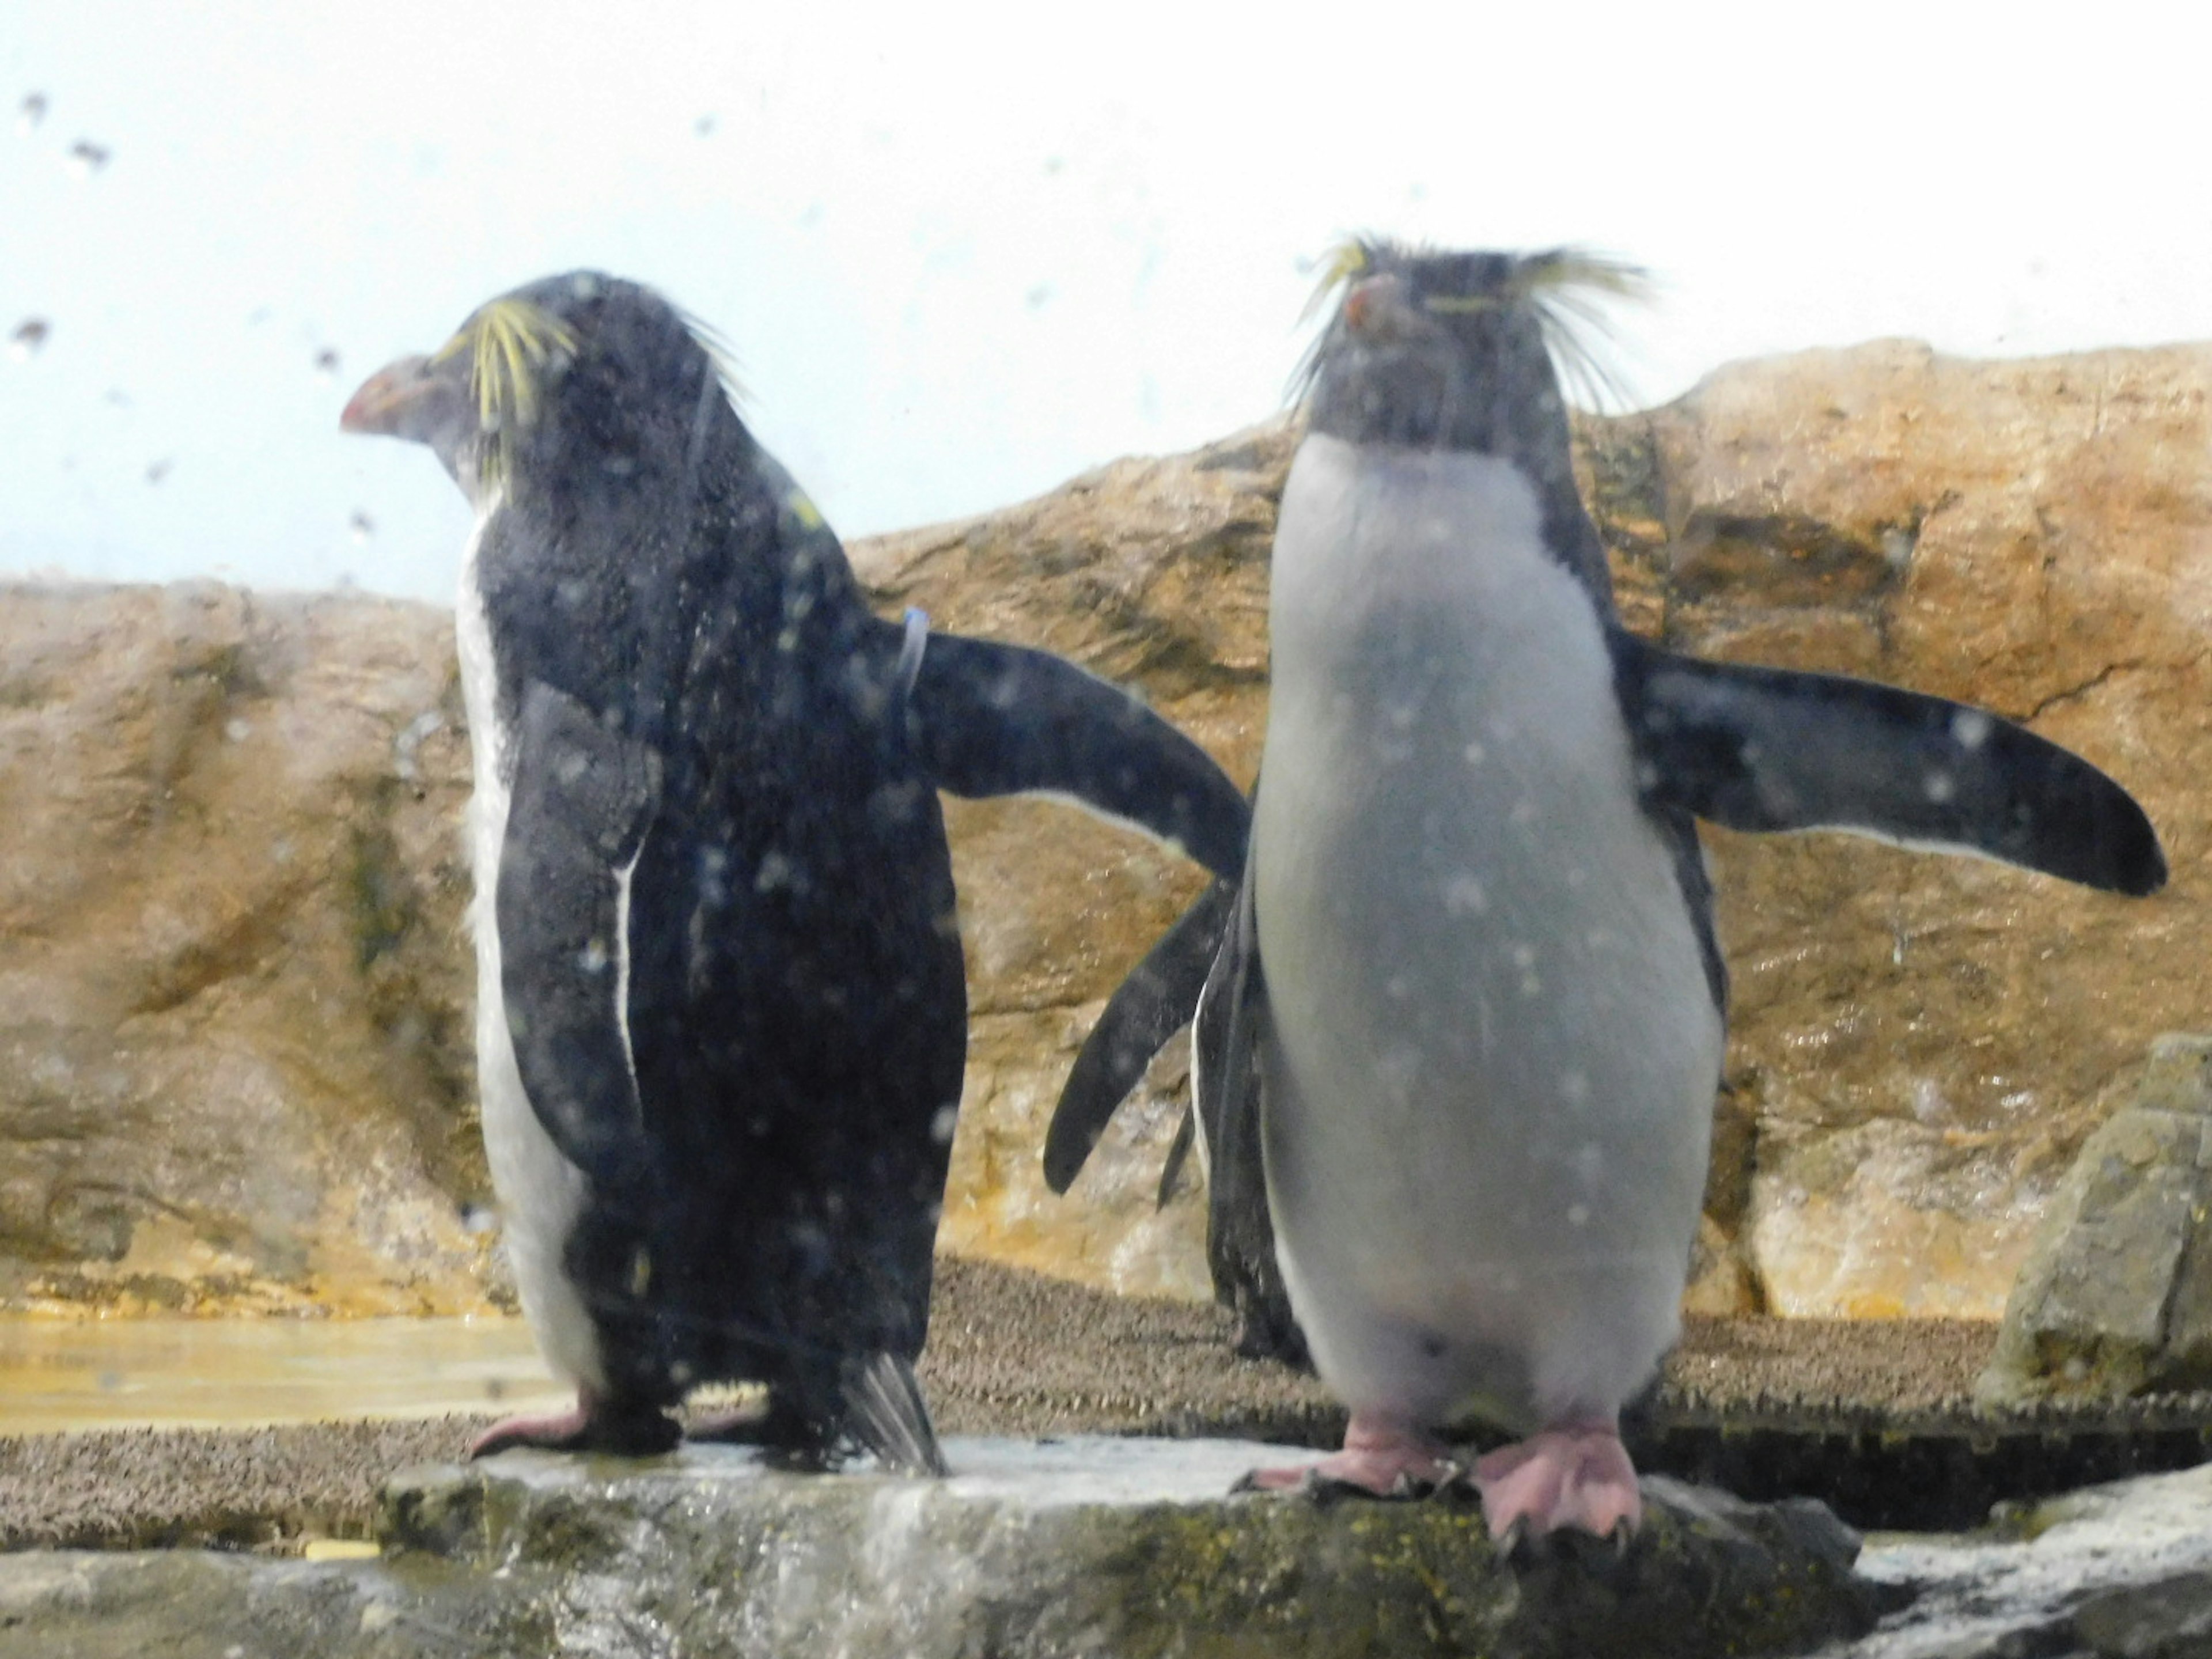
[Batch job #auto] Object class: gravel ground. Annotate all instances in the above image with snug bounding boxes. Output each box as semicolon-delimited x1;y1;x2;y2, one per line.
0;1257;2009;1551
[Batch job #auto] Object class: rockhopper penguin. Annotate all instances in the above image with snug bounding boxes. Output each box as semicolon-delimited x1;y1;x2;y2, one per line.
342;272;1249;1474
1042;242;2166;1537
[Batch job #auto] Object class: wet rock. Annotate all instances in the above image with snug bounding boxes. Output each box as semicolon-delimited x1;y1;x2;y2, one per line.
1974;1035;2212;1407
1645;344;2207;1319
0;583;490;1316
1832;1461;2212;1658
1;339;2199;1320
857;425;1281;1301
0;1438;1877;1658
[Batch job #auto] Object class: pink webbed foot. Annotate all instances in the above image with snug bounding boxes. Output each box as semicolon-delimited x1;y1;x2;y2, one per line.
469;1390;680;1459
1472;1420;1641;1542
1238;1410;1461;1497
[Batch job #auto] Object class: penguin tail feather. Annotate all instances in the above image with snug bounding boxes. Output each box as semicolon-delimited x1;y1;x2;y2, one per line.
840;1351;949;1477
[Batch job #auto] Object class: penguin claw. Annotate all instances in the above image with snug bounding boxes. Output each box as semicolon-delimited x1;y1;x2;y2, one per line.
469;1394;681;1459
1472;1422;1642;1542
1234;1428;1462;1502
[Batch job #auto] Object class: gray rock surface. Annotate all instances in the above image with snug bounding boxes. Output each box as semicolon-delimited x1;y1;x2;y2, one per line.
1976;1035;2212;1407
0;1437;1875;1658
1825;1462;2212;1658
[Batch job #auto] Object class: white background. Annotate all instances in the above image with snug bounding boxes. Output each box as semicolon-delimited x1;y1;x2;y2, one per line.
4;3;2206;602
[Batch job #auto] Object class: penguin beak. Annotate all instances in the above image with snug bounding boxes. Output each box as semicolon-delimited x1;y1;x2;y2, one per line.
340;354;471;446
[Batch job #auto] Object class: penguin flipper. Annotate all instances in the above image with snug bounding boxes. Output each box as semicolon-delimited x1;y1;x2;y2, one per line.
908;631;1249;878
1611;632;2168;896
1156;1107;1198;1207
497;681;664;1194
1042;877;1238;1194
1198;859;1306;1366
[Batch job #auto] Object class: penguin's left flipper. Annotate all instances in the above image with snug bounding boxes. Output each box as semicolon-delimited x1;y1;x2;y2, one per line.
1041;876;1237;1194
497;681;665;1200
1612;632;2168;895
909;632;1249;879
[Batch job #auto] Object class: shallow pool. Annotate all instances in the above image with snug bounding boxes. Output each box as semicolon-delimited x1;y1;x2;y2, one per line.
0;1317;566;1435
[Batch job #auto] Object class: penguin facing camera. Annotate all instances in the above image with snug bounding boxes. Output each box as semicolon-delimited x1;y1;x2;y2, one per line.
1043;242;2165;1539
343;272;1249;1475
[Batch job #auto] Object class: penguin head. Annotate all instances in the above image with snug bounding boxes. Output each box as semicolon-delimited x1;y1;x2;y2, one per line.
1299;241;1643;470
342;272;741;509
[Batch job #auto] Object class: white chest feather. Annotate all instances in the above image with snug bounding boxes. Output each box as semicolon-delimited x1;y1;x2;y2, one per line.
456;503;604;1391
1252;435;1723;1429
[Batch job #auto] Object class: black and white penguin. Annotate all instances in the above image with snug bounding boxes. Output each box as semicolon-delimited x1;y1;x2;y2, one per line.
342;272;1249;1474
1043;243;2165;1537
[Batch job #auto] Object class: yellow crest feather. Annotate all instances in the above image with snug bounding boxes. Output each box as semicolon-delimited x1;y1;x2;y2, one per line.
431;298;579;487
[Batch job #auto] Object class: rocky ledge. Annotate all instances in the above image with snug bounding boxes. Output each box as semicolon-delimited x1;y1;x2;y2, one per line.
17;1444;2212;1656
0;1438;1874;1659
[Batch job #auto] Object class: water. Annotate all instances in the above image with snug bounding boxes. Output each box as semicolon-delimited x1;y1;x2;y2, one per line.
0;1317;566;1435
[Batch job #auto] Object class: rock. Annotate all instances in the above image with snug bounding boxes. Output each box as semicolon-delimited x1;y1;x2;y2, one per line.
1624;343;2206;1318
1;339;2198;1320
0;582;492;1316
857;426;1280;1301
0;1439;1878;1658
1832;1461;2212;1658
1974;1035;2212;1407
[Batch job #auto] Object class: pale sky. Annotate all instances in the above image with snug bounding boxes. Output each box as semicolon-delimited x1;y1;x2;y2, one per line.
5;3;2208;603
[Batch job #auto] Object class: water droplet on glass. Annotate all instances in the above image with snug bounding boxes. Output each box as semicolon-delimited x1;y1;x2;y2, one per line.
1950;709;1992;751
1566;1203;1590;1228
17;93;47;134
460;1203;497;1235
350;510;374;544
67;138;109;176
1443;873;1488;916
930;1105;958;1145
145;458;173;485
224;718;250;743
694;113;716;137
313;347;340;377
9;317;49;359
1922;769;1956;804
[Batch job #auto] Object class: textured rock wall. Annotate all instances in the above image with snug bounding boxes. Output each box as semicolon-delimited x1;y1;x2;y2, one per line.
0;584;490;1313
0;340;2199;1319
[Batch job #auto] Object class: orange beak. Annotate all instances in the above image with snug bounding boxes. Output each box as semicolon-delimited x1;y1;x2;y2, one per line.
340;354;468;444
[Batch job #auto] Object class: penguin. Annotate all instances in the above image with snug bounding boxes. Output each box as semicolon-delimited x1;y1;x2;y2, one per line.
1042;241;2165;1537
340;272;1249;1474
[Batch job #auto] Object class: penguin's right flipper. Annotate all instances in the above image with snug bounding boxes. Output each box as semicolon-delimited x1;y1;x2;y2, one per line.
1611;632;2168;895
908;632;1249;879
496;681;664;1199
838;1350;949;1476
1042;877;1237;1194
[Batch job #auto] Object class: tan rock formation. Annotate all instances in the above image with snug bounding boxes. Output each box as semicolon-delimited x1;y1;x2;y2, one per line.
0;582;491;1314
0;340;2198;1322
1621;342;2206;1317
